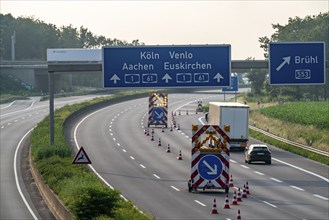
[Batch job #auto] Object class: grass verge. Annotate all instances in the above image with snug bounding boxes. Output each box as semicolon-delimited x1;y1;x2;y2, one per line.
249;129;329;165
31;92;152;220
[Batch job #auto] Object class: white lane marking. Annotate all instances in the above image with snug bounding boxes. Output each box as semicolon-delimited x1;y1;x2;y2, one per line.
109;128;112;132
1;126;4;129
270;178;283;183
171;186;180;191
0;100;36;117
130;156;135;160
0;101;15;109
194;200;206;207
113;138;116;141
14;120;18;122
185;135;189;138
153;174;160;179
14;128;38;220
272;158;329;183
110;133;113;136
230;159;237;163
7;123;12;126
263;201;277;208
140;164;146;169
181;132;185;135
290;185;305;191
122;149;127;152
22;117;25;119
254;171;265;176
28;115;32;117
117;143;121;147
240;165;250;169
313;194;329;201
109;125;112;128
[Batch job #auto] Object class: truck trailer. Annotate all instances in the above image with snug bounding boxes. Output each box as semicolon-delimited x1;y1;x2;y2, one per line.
208;102;249;150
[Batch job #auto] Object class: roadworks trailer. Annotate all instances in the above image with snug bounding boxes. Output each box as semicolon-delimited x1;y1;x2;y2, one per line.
189;125;231;193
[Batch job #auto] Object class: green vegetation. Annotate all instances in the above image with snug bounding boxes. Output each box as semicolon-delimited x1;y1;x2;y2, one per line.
260;102;329;130
249;129;329;165
31;93;152;220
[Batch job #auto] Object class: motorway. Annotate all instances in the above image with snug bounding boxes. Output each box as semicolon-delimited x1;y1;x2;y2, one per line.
71;92;329;220
0;95;109;219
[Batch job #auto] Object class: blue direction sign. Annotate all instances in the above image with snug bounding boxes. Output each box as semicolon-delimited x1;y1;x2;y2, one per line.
269;42;326;85
103;45;231;88
152;107;165;122
198;155;223;181
222;76;238;91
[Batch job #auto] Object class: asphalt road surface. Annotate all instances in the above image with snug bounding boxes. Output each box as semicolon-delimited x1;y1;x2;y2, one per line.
71;92;329;220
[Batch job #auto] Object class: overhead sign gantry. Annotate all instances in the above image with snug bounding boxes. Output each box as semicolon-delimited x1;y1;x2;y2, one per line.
103;45;231;88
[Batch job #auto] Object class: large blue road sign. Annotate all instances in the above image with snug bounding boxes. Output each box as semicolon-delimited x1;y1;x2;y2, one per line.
269;42;326;85
222;76;238;92
103;45;231;88
198;155;223;181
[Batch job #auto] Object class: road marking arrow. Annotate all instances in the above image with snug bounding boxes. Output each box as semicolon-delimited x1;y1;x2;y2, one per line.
162;73;172;83
276;56;291;71
110;74;120;84
203;160;217;175
213;73;224;82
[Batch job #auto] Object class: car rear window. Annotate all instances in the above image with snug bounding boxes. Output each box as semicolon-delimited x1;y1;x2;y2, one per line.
253;146;268;151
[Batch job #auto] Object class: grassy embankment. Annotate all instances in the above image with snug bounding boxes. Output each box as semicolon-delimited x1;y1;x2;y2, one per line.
31;93;152;220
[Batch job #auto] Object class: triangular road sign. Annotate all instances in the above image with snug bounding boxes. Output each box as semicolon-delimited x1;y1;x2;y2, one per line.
72;146;92;164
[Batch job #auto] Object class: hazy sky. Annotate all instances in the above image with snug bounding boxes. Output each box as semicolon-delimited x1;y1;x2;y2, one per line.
1;0;328;59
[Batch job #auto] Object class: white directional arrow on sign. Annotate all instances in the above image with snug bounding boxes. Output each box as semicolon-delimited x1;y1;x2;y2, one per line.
203;160;218;175
213;73;224;82
162;73;172;83
154;111;164;119
110;74;120;84
276;56;291;71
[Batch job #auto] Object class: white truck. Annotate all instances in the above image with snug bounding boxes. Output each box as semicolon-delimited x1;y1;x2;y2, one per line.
208;102;249;150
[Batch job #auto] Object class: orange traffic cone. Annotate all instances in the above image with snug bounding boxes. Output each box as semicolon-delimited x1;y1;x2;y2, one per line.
166;144;171;153
237;209;241;220
211;198;219;214
170;125;173;131
177;150;182;160
246;181;250;195
179;110;181;115
231;190;238;205
177;124;180;130
146;129;150;136
151;133;154;141
223;194;231;209
158;138;161;146
237;188;243;202
229;175;234;187
242;184;247;198
162;126;165;132
186;109;189;115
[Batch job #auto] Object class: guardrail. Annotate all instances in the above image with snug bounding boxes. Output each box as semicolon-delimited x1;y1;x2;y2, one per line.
249;125;329;157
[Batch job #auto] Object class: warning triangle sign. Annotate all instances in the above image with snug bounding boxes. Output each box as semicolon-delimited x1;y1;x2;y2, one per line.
72;146;92;164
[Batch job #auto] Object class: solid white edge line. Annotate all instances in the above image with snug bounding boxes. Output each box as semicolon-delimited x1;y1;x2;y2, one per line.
0;100;16;109
194;200;206;207
262;200;277;208
14;128;38;220
313;194;329;201
272;158;329;183
170;186;180;191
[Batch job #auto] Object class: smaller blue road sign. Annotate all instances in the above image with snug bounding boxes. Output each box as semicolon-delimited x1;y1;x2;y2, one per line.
222;76;238;92
198;155;223;181
152;107;165;122
269;42;325;85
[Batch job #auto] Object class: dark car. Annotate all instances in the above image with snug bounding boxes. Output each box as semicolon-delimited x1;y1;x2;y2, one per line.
245;144;271;164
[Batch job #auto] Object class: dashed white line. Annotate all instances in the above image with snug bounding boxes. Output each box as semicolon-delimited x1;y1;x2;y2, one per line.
140;164;146;169
240;165;250;169
194;200;206;207
290;185;305;191
181;132;185;135
113;138;116;141
1;126;4;129
122;149;127;152
28;115;32;117
170;186;180;191
270;178;283;183
153;174;160;179
254;171;265;176
22;117;25;119
313;194;329;201
263;201;277;208
14;120;18;122
230;159;237;163
117;143;121;147
185;135;189;138
130;156;135;160
110;133;113;136
7;123;11;126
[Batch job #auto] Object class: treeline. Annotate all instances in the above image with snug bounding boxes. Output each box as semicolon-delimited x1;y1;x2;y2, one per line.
247;12;328;101
0;13;144;60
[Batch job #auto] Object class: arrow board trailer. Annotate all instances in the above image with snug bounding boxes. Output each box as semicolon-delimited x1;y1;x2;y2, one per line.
148;93;168;127
189;125;231;193
103;45;231;88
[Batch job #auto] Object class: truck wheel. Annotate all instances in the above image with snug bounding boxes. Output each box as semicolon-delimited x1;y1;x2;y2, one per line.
248;160;251;164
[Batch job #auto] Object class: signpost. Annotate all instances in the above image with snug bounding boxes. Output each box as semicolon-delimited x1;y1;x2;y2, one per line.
198;155;223;181
222;76;238;92
269;42;325;85
103;45;231;88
